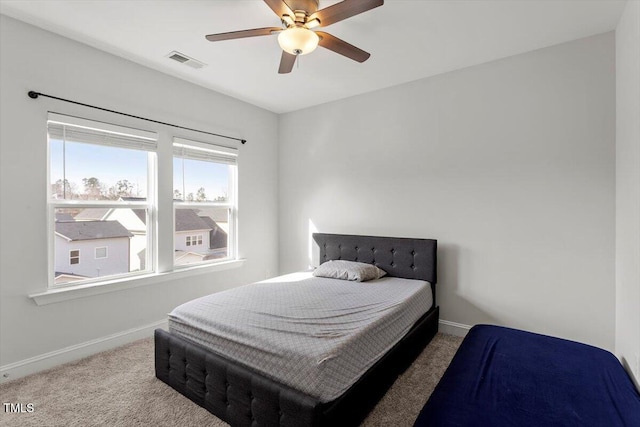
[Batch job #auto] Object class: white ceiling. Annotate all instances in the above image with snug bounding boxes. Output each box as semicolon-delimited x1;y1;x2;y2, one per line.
0;0;626;113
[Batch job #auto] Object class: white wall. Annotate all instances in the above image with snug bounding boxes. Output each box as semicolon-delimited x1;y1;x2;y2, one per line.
0;16;279;374
279;33;616;349
615;0;640;387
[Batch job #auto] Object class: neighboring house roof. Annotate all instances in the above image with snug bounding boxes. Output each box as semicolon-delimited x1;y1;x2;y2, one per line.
55;220;133;241
74;208;110;221
175;209;213;232
69;198;222;233
200;216;228;249
129;207;213;232
54;272;89;285
174;250;223;263
123;198;222;233
195;208;228;223
174;250;206;262
55;271;88;278
55;213;74;222
132;209;146;224
199;216;219;230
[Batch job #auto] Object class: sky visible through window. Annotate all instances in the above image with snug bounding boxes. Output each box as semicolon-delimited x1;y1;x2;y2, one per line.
50;138;230;201
173;157;230;202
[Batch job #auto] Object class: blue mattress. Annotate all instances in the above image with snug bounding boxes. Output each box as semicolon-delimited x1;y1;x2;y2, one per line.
415;325;640;427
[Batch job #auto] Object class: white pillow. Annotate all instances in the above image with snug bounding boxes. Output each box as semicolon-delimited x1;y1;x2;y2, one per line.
313;260;387;282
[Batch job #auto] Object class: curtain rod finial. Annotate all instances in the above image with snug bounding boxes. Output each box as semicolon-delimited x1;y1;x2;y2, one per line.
28;91;39;99
241;139;247;144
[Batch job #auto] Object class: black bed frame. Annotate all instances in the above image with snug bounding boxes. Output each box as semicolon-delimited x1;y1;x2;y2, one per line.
155;233;439;426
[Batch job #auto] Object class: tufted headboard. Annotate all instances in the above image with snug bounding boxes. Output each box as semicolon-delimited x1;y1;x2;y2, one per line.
312;233;437;286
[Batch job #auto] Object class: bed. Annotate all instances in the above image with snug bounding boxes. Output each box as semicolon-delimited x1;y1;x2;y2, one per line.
414;325;640;427
155;233;438;426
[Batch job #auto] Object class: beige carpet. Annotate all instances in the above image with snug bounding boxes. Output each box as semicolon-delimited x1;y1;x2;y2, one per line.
0;333;462;427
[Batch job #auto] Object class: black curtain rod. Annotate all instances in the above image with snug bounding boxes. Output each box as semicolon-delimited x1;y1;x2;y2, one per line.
27;91;246;144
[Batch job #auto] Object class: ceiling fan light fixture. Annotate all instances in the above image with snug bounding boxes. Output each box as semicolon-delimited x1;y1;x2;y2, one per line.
281;14;295;27
277;27;319;55
305;18;321;29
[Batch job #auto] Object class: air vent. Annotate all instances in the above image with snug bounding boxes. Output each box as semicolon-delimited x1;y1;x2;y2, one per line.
169;53;189;63
166;51;206;70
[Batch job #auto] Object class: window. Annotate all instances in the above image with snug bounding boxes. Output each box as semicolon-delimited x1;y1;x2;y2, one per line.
95;247;108;259
185;235;204;247
48;113;157;287
46;114;240;291
173;138;238;266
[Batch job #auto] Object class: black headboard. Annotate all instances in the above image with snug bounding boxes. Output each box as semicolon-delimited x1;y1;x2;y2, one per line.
312;233;437;285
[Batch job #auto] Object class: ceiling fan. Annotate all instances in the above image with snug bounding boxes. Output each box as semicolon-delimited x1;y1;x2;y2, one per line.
205;0;384;74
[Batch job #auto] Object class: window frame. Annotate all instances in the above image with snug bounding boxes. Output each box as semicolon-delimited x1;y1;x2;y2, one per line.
47;114;157;289
172;137;238;268
44;113;241;293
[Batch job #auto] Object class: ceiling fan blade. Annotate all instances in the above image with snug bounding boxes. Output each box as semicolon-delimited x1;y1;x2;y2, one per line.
206;27;282;42
316;31;370;62
278;51;297;74
264;0;294;18
312;0;384;28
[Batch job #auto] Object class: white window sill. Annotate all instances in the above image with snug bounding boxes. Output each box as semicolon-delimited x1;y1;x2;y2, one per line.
29;259;245;306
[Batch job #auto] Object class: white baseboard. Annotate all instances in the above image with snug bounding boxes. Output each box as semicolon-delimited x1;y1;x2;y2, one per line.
439;319;472;337
0;319;168;384
1;318;470;384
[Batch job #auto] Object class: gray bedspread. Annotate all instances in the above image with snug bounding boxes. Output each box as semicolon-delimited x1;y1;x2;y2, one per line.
168;271;432;402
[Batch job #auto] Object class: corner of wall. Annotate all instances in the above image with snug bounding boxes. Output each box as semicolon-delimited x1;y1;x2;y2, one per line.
614;0;640;389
